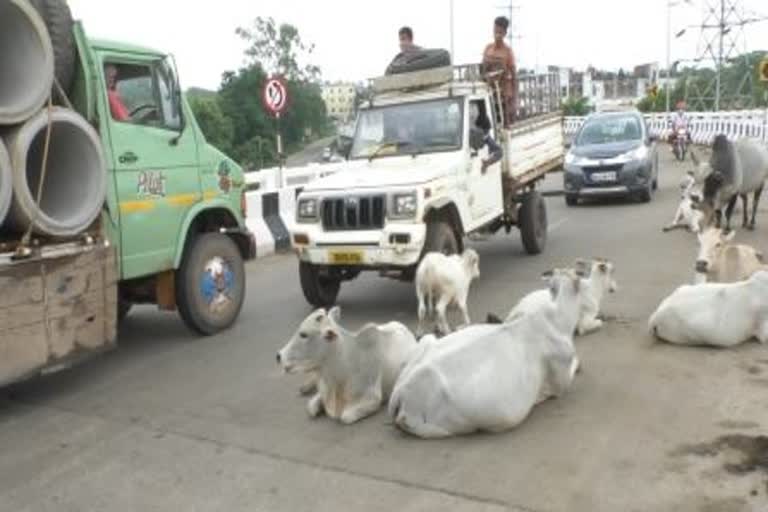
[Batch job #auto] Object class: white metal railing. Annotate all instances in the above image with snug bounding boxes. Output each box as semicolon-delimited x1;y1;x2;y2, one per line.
564;109;768;146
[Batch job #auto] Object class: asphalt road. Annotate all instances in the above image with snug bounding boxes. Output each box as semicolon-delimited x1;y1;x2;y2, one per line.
2;151;768;512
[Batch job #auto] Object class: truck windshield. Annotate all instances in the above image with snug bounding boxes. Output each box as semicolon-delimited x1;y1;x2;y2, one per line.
350;98;463;160
576;115;643;146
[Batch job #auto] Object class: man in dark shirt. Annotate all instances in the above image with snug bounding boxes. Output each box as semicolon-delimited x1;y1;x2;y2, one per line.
398;26;421;53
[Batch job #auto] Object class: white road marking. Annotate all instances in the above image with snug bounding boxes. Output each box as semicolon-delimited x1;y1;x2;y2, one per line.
549;217;567;232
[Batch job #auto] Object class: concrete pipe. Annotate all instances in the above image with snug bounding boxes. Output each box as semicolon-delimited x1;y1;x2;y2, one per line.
4;107;107;238
0;141;12;228
0;0;55;125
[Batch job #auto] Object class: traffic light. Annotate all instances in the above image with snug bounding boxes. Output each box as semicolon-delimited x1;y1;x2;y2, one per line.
759;58;768;83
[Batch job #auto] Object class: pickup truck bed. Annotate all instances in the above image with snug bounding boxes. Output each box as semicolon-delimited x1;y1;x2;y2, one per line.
0;239;117;387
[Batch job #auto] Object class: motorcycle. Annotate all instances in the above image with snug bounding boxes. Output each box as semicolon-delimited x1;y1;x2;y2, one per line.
671;128;688;162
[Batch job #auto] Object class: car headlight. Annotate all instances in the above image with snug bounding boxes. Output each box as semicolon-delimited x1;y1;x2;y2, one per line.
390;191;418;219
297;198;319;222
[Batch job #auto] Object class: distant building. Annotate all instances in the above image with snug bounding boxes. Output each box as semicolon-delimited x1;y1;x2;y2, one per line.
322;83;356;122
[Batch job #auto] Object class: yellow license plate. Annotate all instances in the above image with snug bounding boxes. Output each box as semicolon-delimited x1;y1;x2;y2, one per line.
328;250;364;265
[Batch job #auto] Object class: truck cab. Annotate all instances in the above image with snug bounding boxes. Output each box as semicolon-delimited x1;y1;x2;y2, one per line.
72;22;255;334
291;65;564;307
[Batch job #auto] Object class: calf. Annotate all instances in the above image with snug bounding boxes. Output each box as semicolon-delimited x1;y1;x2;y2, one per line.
505;258;617;336
277;307;417;424
694;227;765;283
649;270;768;347
663;173;705;233
388;268;583;438
415;249;480;336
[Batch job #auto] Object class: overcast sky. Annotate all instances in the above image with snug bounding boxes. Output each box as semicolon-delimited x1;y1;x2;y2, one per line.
68;0;768;90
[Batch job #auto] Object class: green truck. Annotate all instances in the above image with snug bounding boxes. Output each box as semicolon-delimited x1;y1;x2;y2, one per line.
0;20;255;387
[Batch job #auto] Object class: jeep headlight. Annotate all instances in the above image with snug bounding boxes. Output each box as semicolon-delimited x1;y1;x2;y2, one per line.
297;198;319;222
390;191;418;219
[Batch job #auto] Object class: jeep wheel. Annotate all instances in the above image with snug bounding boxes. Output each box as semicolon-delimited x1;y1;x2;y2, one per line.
423;220;459;256
299;261;341;308
519;190;547;254
176;233;246;335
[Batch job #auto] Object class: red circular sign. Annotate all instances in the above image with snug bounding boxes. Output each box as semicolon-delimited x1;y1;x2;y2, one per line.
262;77;289;117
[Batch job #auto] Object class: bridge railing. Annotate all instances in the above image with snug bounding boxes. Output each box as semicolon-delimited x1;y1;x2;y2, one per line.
564;109;768;147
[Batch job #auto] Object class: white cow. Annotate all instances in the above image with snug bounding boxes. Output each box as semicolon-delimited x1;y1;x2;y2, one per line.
389;268;583;438
415;249;480;336
663;173;705;234
649;270;768;347
504;259;617;336
693;227;766;284
277;307;418;424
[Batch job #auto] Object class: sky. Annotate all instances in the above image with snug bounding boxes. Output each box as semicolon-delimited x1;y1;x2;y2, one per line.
68;0;768;91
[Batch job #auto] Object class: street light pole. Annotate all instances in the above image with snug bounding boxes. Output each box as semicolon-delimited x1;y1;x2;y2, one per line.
449;0;455;62
666;0;672;115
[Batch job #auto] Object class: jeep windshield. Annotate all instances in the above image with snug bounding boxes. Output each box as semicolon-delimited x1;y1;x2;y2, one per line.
350;98;464;160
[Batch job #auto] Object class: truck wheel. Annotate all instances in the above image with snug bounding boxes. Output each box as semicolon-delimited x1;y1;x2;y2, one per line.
423;221;459;256
299;261;340;307
176;233;246;335
518;190;547;255
30;0;75;93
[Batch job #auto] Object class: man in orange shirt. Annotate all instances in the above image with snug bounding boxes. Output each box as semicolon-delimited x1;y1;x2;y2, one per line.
105;64;130;122
482;16;517;127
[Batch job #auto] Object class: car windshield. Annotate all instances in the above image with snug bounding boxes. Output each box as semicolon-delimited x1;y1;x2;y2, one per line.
576;115;643;146
349;98;464;160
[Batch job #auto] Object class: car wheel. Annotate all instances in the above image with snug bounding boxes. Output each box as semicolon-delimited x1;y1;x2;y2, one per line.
519;190;547;254
423;220;459;256
176;233;246;335
299;261;341;308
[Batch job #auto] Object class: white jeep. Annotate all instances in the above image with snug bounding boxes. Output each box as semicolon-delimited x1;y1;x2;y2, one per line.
291;65;565;306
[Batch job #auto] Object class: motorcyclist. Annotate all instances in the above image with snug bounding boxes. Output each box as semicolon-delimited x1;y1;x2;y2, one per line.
670;101;690;142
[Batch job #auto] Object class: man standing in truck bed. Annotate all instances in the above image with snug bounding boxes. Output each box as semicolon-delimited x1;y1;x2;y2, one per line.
482;16;517;127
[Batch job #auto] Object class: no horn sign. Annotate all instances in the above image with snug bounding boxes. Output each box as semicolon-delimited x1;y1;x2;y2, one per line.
263;77;289;117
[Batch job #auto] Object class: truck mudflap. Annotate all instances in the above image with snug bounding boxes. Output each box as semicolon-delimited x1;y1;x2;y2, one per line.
0;240;118;388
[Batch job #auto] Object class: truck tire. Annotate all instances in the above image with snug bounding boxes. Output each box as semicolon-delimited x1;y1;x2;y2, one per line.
299;261;340;307
423;220;459;256
30;0;75;94
176;233;246;336
385;49;451;75
518;190;547;255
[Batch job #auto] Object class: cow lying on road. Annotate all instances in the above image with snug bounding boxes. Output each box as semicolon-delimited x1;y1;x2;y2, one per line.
649;270;768;347
693;227;765;284
277;307;418;424
663;173;705;234
415;249;480;336
388;268;583;438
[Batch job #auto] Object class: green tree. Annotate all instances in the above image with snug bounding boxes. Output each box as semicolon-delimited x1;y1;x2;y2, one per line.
189;96;234;156
561;96;591;116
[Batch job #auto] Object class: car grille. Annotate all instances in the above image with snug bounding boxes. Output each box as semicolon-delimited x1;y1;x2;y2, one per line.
321;196;386;231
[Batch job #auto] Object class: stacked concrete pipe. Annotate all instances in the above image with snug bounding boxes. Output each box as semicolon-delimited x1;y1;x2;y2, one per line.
4;107;107;237
0;0;54;125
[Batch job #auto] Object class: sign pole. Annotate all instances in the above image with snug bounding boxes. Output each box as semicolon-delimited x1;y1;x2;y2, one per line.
276;112;284;188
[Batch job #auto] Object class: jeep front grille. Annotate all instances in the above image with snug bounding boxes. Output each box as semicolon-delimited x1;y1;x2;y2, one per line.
321;196;386;231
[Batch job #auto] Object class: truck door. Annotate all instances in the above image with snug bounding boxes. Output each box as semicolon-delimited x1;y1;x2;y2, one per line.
467;99;504;225
100;54;201;280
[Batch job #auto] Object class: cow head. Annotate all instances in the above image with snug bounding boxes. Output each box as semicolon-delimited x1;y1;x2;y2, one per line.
277;307;343;373
542;268;582;301
462;248;481;280
695;227;735;274
593;258;618;293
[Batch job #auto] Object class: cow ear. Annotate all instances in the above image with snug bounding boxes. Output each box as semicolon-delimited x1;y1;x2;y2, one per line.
323;328;338;342
597;262;608;273
328;306;341;323
541;269;554;281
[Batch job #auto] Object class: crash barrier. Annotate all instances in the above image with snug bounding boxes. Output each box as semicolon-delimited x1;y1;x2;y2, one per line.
245;108;768;258
564;109;768;147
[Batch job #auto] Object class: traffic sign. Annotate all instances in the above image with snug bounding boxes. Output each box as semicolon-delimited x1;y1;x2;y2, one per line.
759;58;768;83
262;77;289;117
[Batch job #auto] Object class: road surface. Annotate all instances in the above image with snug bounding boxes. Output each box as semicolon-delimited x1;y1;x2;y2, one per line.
2;151;768;512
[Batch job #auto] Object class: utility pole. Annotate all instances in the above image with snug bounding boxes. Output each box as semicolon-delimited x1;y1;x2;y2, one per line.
715;0;724;111
449;0;455;62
